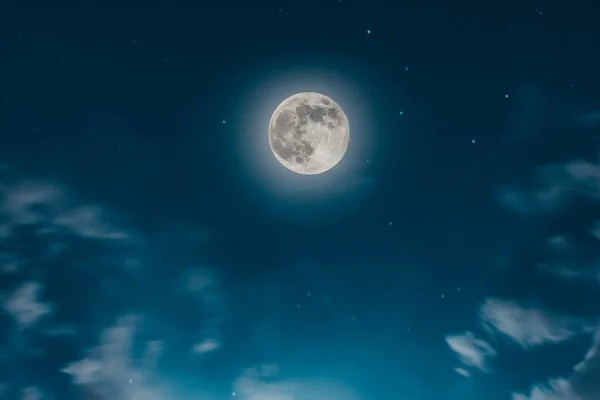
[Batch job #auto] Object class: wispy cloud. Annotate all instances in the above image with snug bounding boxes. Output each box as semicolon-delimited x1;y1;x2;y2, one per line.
61;315;167;399
53;206;130;240
453;368;470;378
0;179;133;243
3;282;52;330
499;159;600;215
0;169;141;369
537;224;600;284
513;378;580;400
479;298;590;348
192;337;220;354
489;137;600;398
513;326;600;400
445;331;496;373
0;165;225;398
1;181;64;225
182;267;226;355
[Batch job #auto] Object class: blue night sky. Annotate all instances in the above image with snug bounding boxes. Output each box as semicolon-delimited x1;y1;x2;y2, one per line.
0;1;599;399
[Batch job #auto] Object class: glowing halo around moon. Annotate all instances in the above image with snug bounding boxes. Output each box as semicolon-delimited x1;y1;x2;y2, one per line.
268;92;350;175
225;62;381;213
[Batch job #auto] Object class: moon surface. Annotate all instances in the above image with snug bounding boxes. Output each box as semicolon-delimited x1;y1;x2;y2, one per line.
268;92;350;175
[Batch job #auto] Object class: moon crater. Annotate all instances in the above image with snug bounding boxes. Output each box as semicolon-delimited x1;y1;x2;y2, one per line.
268;92;350;174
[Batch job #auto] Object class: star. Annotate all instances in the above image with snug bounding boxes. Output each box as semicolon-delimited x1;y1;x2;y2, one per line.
471;139;476;143
366;29;371;34
222;119;226;124
399;111;403;116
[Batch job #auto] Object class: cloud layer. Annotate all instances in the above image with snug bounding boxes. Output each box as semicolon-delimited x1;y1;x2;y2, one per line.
483;154;600;399
480;298;590;348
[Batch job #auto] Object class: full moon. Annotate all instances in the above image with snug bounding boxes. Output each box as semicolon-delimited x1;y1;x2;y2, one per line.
268;92;350;175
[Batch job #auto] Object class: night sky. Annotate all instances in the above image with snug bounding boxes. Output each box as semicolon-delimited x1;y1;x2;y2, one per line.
1;1;600;399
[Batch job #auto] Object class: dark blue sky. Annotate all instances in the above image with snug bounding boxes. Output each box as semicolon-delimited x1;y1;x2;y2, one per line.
0;1;599;399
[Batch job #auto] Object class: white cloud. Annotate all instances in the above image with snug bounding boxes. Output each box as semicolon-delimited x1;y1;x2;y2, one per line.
513;378;581;400
192;337;220;354
62;357;104;385
499;159;600;215
3;282;52;330
512;328;600;399
479;298;589;348
61;315;168;399
53;206;129;240
445;331;496;372
0;180;131;243
490;141;600;397
537;224;600;284
454;368;470;377
182;267;226;355
571;328;600;399
2;181;64;225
